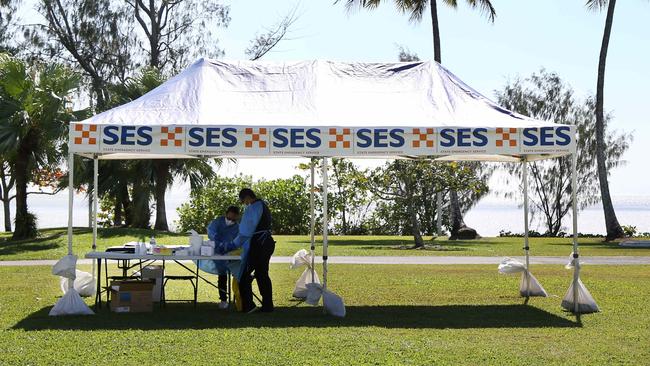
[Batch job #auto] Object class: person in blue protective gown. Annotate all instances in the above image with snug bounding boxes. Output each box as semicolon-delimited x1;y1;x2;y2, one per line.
216;188;275;313
198;205;240;310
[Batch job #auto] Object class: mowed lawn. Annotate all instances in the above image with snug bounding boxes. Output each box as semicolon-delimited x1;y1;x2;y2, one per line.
0;263;648;365
1;227;648;261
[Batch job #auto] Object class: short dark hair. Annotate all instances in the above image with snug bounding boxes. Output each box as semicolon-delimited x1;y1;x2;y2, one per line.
238;188;256;201
226;205;240;215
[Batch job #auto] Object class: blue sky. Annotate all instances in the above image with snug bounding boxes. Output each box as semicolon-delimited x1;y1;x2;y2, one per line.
216;0;649;196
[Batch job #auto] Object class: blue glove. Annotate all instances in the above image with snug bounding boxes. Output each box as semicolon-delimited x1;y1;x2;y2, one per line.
215;242;228;255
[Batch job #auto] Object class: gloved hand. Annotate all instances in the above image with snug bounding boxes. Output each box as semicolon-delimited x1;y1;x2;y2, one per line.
215;242;228;255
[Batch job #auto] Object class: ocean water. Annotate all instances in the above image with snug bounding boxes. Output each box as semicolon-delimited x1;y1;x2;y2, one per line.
5;191;649;237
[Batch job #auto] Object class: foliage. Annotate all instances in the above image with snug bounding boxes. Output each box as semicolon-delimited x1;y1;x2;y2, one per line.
621;225;636;237
127;0;230;72
0;53;83;239
0;0;17;53
177;175;310;235
28;0;135;111
339;0;496;23
12;211;37;238
254;175;311;235
176;176;252;234
367;160;489;246
299;158;372;235
495;69;631;236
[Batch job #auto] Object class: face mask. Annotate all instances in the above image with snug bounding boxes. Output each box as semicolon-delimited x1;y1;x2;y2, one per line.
225;218;235;226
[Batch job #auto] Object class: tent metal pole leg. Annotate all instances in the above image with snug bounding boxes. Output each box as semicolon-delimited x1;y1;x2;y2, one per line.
322;157;329;311
310;158;316;283
522;157;531;297
436;192;442;237
93;156;98;251
67;153;75;291
67;153;74;256
571;152;580;313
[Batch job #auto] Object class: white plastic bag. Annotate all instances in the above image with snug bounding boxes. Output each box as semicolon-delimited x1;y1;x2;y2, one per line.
323;290;346;318
305;283;323;306
290;249;320;298
561;278;600;313
519;272;548;297
49;288;94;316
565;252;581;270
498;257;547;297
498;257;526;274
60;270;96;297
293;268;321;298
52;255;77;279
290;249;311;269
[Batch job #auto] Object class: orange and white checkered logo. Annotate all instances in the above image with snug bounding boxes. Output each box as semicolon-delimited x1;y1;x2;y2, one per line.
245;128;267;148
73;124;98;145
412;128;435;148
328;128;352;149
496;128;517;147
160;126;183;147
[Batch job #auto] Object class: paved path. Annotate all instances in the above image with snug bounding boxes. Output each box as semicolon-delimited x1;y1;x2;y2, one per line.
1;256;649;267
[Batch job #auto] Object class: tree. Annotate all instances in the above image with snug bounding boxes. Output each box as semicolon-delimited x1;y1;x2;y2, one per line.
127;0;230;72
586;0;625;240
0;54;82;239
368;159;488;247
0;0;18;53
176;175;250;233
340;0;495;63
177;175;310;235
102;69;218;230
254;176;311;235
28;0;134;112
343;0;496;239
299;158;372;235
496;70;630;236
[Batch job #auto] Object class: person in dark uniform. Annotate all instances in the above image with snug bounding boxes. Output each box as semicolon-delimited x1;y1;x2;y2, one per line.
216;188;275;313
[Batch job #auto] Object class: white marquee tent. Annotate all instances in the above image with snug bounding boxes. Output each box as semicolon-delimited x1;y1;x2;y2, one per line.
58;58;596;315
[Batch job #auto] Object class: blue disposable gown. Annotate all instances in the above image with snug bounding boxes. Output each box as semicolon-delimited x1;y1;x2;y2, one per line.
217;200;265;280
196;216;239;276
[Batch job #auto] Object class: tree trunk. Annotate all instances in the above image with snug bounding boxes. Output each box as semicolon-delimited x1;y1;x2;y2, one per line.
409;201;424;248
2;198;10;232
113;199;122;227
130;180;151;229
430;0;441;63
12;150;33;240
595;0;624;241
0;169;11;232
153;160;170;231
448;189;465;236
430;0;473;238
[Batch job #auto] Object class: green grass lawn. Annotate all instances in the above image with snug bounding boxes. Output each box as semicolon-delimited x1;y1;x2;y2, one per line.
0;263;648;365
0;227;648;261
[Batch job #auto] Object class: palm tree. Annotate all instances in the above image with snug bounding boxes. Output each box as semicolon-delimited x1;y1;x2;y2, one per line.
340;0;495;238
105;69;219;231
585;0;624;240
0;54;82;239
340;0;495;63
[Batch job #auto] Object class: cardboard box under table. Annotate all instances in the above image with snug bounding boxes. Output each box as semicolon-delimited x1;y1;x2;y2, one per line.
109;280;155;313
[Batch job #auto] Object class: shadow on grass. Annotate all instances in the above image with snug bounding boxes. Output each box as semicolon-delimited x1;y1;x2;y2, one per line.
546;240;649;251
0;228;88;256
13;304;578;331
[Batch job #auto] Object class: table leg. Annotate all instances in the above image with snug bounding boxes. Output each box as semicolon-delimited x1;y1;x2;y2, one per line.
95;258;102;309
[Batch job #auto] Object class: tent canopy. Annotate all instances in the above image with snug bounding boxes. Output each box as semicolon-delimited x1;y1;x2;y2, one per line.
69;58;575;161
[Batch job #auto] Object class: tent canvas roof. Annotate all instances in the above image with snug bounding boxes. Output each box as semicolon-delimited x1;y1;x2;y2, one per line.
79;58;558;129
71;59;573;161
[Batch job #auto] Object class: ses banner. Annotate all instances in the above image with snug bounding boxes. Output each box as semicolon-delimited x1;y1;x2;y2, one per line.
69;124;576;157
